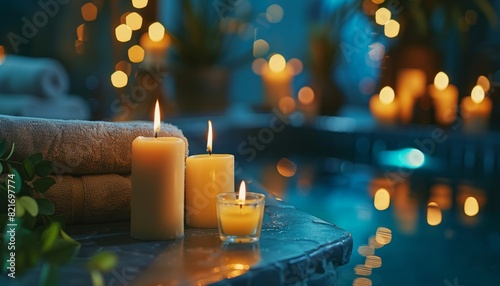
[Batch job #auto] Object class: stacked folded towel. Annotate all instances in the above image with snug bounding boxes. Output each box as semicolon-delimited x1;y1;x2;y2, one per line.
0;115;189;224
0;55;90;120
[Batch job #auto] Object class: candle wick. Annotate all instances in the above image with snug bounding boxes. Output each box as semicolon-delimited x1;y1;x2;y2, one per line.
207;148;212;156
240;204;242;210
155;132;158;139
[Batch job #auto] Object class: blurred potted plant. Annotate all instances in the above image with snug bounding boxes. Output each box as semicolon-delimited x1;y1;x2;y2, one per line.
167;0;251;115
307;1;359;116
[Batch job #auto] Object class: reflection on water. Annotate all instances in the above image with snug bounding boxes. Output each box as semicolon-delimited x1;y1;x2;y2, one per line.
245;158;500;286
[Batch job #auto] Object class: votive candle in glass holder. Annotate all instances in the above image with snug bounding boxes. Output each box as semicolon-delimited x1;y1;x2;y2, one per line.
216;181;265;243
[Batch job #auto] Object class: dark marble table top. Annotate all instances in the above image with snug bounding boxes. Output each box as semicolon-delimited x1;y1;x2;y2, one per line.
9;195;352;285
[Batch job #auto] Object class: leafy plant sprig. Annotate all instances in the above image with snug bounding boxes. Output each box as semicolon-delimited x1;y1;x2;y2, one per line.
0;139;117;286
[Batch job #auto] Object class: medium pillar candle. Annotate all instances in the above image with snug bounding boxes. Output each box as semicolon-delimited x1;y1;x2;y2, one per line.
461;85;492;133
261;54;293;108
131;101;185;240
429;72;458;126
185;121;234;228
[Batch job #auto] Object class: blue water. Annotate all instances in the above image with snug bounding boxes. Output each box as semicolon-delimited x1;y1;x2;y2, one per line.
245;157;500;286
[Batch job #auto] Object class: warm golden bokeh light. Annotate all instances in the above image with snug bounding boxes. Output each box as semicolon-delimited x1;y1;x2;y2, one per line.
375;227;392;245
298;86;315;105
269;54;287;73
471;85;485;104
464;197;479;217
111;70;128;88
379;86;395;105
266;4;284;23
132;0;148;9
252;58;267;75
81;2;98;21
149;22;165;42
427;202;442;226
434;71;449;91
0;45;5;64
384;19;400;38
288;58;303;75
278;96;296;115
477;75;490;92
372;0;385;4
365;255;382;268
126;12;143;31
115;61;131;76
358;245;375;257
75;40;84;55
115;24;132;42
253;39;270;57
354;265;372;276
375;8;391;25
374;188;390;210
353;277;372;286
128;45;145;63
76;24;87;41
368;236;383;249
276;158;297;178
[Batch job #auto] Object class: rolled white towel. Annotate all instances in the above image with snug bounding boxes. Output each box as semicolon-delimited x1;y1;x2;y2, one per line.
0;94;91;120
0;55;69;98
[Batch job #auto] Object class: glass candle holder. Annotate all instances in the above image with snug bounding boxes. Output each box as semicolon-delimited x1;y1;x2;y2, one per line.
216;192;265;243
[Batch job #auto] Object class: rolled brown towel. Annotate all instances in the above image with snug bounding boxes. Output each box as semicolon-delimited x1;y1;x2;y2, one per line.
44;174;132;224
0;115;189;175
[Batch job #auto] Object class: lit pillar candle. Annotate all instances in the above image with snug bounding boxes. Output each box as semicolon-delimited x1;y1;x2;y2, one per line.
461;85;492;133
216;181;266;243
185;120;234;228
261;54;294;108
429;72;458;126
369;86;398;124
140;22;170;65
396;69;426;123
131;100;185;240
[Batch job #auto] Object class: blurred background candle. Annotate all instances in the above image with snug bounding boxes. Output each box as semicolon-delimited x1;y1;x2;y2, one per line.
185;120;234;228
429;72;458;126
261;54;294;108
131;100;185;240
140;22;170;65
396;69;427;123
216;181;266;243
461;85;492;133
369;86;398;125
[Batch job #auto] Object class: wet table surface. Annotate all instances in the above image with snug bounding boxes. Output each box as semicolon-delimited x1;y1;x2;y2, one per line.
11;195;352;286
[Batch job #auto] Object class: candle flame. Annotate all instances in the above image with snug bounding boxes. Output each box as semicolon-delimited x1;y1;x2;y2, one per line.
207;120;213;155
379;86;395;105
154;100;160;137
434;72;449;91
238;181;246;202
269;54;286;73
471;85;485;104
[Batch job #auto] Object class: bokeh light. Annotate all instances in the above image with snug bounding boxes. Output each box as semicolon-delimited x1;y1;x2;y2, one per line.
471;85;485;104
253;39;269;57
354;265;372;276
379;86;395;104
375;8;391;25
374;188;390;210
298;86;315;105
368;42;385;61
132;0;148;9
269;54;286;73
81;2;98;21
276;158;297;177
464;197;479;217
372;0;385;4
111;70;128;88
115;61;131;76
115;24;132;42
427;202;442;226
288;58;303;75
365;255;382;268
278;96;296;115
149;22;165;42
375;227;392;245
128;45;145;63
358;245;374;257
384;19;400;38
353;277;372;286
126;12;143;31
477;75;490;92
76;24;88;41
434;72;449;90
266;4;284;23
252;58;267;75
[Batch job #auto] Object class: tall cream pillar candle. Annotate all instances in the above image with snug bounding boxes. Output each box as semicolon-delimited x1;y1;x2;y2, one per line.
429;72;458;126
261;54;293;108
131;100;185;240
185;120;234;228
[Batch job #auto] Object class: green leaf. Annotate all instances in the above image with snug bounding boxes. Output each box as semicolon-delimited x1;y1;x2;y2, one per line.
40;263;59;286
23;159;35;180
17;196;39;217
37;199;55;215
90;270;104;286
43;238;80;264
35;160;54;177
5;143;15;160
41;222;60;252
29;153;43;165
0;139;6;157
60;229;79;245
86;252;118;272
16;201;25;217
33;177;56;194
